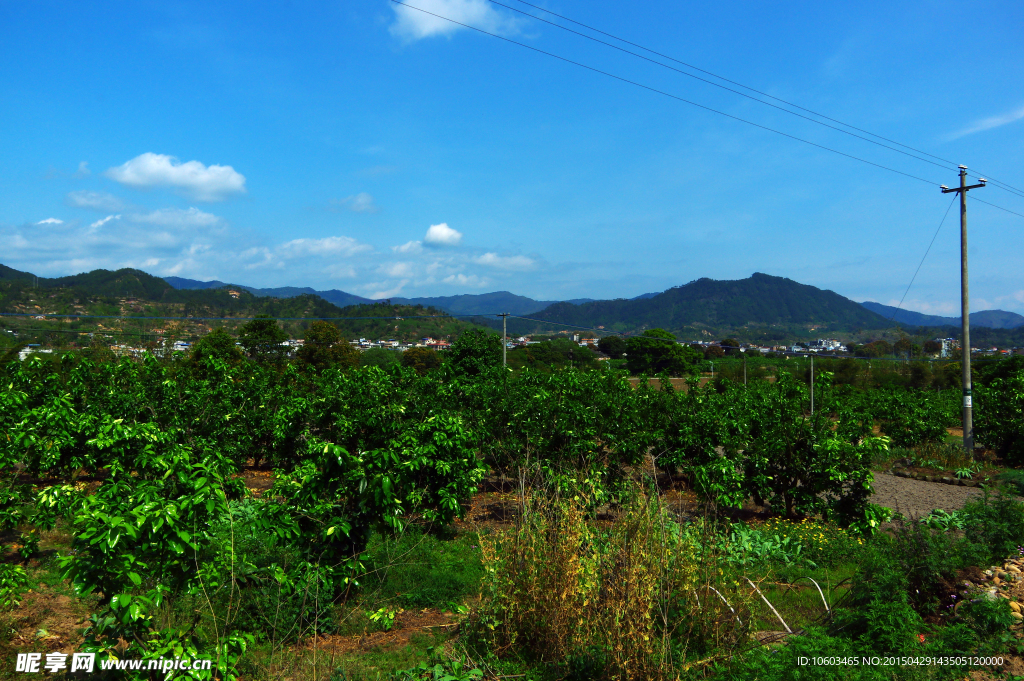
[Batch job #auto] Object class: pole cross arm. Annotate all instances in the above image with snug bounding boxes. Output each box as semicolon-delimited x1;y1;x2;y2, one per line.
941;183;986;193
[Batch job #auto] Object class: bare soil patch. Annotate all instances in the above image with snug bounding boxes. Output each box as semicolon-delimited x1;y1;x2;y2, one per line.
869;471;984;518
298;609;455;654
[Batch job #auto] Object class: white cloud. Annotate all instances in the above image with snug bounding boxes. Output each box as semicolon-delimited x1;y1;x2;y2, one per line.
89;214;121;231
367;281;409;299
378;261;415;278
278;236;372;258
333;192;379;213
393;240;423;253
443;273;488;287
945;104;1024;141
325;263;357;279
474;252;535;271
36;218;64;225
75;161;91;178
128;207;222;228
390;0;520;41
424;222;463;246
104;152;247;201
66;190;125;211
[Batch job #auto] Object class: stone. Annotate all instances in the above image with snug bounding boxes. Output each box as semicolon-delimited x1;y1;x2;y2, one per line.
984;569;994;576
1010;601;1022;613
1007;566;1021;574
1013;612;1024;621
993;576;1002;585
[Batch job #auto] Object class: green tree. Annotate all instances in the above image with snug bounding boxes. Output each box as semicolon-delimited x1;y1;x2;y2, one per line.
297;321;358;371
447;329;502;376
894;336;913;357
189;327;242;364
597;335;627;359
704;345;725;360
360;347;400;369
401;347;441;375
720;337;742;356
626;329;692;376
238;314;289;363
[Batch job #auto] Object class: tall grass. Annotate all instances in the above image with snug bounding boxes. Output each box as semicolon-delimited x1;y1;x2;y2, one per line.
474;484;756;680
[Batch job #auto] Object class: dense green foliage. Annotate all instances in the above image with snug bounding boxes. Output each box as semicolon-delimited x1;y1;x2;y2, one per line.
625;328;702;376
3;352;1023;679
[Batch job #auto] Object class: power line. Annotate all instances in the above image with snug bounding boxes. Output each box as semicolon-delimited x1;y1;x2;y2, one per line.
488;1;955;173
886;194;958;331
968;194;1024;219
390;0;944;189
498;0;1024;201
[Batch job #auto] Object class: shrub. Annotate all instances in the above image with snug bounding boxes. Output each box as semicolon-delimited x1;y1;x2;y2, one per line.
477;489;747;680
974;364;1024;461
960;492;1024;566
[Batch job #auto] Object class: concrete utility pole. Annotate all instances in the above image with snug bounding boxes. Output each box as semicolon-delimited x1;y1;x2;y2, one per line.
810;354;814;416
498;313;510;367
941;166;986;452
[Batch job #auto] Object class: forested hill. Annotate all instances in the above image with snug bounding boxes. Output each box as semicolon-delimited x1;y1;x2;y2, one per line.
1;266;174;299
0;265;486;343
524;273;891;334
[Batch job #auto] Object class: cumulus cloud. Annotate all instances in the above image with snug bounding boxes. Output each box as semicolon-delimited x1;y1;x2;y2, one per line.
424;222;463;246
474;252;535;271
36;218;64;225
88;214;121;231
278;236;372;259
325;263;357;279
945;103;1024;141
392;240;423;253
332;192;379;213
390;0;520;41
127;207;222;228
66;190;125;212
104;153;247;201
366;281;409;299
443;273;488;287
74;161;91;178
377;261;416;278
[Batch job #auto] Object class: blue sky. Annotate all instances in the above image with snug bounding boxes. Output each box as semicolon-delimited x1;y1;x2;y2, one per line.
2;1;1023;314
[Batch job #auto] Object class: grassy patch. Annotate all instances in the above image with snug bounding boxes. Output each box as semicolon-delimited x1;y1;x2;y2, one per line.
360;527;485;612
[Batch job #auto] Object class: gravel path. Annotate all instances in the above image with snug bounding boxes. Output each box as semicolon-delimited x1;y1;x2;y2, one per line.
870;472;985;518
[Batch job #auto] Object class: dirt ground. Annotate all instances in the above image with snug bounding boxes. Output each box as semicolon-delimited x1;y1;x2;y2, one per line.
870;471;986;518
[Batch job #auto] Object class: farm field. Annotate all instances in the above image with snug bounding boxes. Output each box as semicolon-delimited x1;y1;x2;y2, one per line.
3;329;1024;681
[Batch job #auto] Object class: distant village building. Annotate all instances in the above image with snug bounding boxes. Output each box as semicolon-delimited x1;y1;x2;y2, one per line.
807;338;844;352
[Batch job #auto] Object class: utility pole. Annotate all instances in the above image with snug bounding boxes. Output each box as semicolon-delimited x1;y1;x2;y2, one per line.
942;166;986;452
743;353;747;386
498;313;510;367
810;354;814;416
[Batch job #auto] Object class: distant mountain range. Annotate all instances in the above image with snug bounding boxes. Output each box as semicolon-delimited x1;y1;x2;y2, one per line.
859;301;1024;330
7;265;1023;336
519;273;892;334
163;276;375;308
163;276;595;317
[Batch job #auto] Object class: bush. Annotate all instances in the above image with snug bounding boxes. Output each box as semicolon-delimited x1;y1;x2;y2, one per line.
974;364;1024;461
960;492;1024;566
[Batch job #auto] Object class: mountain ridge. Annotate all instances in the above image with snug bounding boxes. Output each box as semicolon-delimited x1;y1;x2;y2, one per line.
860;301;1024;330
